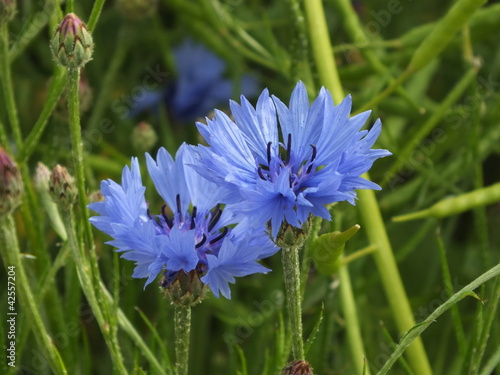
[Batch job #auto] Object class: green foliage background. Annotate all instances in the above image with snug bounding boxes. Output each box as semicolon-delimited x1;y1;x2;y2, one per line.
0;0;499;374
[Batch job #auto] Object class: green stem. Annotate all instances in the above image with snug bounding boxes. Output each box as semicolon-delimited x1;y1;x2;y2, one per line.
357;185;432;375
0;216;68;375
339;265;371;375
0;26;22;149
63;208;128;374
281;245;305;360
87;0;107;32
304;1;432;373
18;68;66;163
303;0;343;103
174;305;192;375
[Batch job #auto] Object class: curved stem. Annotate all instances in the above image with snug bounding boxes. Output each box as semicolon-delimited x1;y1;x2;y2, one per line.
0;26;22;149
174;305;192;375
282;244;305;360
0;216;68;375
304;1;432;374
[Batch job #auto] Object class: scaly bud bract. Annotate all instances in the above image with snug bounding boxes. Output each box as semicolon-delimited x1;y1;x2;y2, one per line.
131;122;158;153
0;0;16;26
281;360;314;375
50;13;94;69
49;165;77;207
0;147;23;216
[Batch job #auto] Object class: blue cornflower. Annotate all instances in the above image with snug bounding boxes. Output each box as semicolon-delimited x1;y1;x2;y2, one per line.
193;82;391;239
130;39;258;122
89;144;277;299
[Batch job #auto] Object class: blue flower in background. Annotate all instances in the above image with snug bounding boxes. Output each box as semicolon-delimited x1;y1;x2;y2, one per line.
193;82;392;239
89;144;277;298
131;39;259;122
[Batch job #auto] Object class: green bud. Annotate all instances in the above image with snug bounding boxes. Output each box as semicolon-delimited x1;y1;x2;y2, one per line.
49;165;77;207
274;217;312;249
162;270;209;307
310;224;360;275
0;147;23;216
115;0;158;21
50;13;94;69
0;0;16;26
131;122;158;153
281;360;314;375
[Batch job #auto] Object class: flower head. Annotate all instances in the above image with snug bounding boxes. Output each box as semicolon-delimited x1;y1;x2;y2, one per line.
193;82;391;239
0;147;23;216
0;0;16;26
50;13;93;69
89;144;277;299
49;165;77;207
130;39;259;122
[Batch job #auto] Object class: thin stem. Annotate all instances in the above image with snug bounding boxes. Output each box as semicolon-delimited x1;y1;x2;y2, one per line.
18;68;66;163
281;245;305;360
357;184;433;375
0;26;22;149
63;208;128;374
304;1;432;373
174;305;192;375
87;0;107;32
303;0;343;103
339;265;371;375
0;216;68;375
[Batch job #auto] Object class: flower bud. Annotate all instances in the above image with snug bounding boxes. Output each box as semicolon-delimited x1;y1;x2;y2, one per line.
0;147;23;216
0;0;16;26
281;360;314;375
49;165;77;207
50;13;94;69
35;163;68;240
162;270;209;307
115;0;158;21
274;217;312;249
34;162;51;192
131;122;158;153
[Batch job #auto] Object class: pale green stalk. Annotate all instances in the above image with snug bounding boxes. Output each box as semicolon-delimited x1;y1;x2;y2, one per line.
62;208;128;374
174;305;191;375
0;26;22;149
282;244;305;360
304;1;432;374
339;265;371;375
0;216;68;375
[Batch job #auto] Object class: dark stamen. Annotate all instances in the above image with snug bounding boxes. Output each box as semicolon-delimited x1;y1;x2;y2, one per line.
176;194;182;214
195;234;207;248
306;144;317;174
209;227;228;244
161;204;173;228
285;133;292;164
258;167;267;180
147;208;153;220
208;205;222;232
190;206;197;229
310;144;317;162
267;141;272;164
